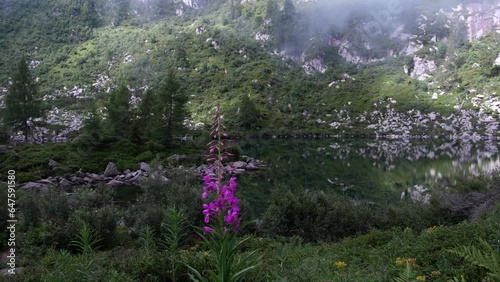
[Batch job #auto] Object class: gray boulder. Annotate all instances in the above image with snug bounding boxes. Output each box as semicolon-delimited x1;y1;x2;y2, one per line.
232;161;247;169
150;171;170;183
167;154;187;166
89;173;104;182
48;159;59;169
107;179;126;186
59;179;74;189
21;182;49;192
139;162;151;171
104;162;120;177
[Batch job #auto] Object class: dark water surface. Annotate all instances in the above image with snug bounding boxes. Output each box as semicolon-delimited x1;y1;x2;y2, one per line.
236;138;500;215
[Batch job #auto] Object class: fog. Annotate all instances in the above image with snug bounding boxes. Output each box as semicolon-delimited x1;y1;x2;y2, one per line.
302;0;467;34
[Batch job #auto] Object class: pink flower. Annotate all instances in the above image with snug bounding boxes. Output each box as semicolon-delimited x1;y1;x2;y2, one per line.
201;102;241;232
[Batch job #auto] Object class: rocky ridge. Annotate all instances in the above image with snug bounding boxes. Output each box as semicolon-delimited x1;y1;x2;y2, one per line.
19;157;266;191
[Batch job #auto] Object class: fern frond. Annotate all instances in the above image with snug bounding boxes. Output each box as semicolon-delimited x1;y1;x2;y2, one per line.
447;275;467;282
70;223;102;256
448;238;500;279
140;225;157;252
392;263;414;282
161;207;190;253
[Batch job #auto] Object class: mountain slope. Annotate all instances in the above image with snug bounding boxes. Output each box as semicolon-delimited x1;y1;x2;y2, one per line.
0;0;499;140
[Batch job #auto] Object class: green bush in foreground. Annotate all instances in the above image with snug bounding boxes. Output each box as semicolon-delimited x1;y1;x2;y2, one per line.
7;196;499;281
261;186;464;243
7;168;500;281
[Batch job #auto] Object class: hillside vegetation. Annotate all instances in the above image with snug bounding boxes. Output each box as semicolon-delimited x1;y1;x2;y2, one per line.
0;0;498;139
0;2;500;281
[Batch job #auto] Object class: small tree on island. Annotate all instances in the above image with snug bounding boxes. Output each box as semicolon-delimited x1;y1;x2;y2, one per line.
3;57;43;142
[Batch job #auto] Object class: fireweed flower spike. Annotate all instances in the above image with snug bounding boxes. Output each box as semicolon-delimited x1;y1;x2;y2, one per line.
187;102;260;282
202;102;241;232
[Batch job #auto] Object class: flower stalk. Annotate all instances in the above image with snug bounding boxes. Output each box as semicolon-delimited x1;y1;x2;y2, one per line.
187;102;260;282
202;102;240;233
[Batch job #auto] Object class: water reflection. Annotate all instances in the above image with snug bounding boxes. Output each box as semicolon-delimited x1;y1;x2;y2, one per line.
326;139;500;184
238;139;500;214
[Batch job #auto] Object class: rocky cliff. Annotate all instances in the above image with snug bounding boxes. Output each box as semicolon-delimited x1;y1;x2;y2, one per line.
326;0;500;66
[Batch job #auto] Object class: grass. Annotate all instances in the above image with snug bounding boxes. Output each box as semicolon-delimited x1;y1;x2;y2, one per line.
6;203;499;281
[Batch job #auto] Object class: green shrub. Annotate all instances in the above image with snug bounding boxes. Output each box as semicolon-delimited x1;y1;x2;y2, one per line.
19;188;71;231
124;167;202;236
262;187;373;242
18;186;121;256
438;172;500;220
71;205;121;250
135;150;154;162
15;172;40;183
262;185;464;242
70;185;121;249
38;248;135;282
124;200;165;236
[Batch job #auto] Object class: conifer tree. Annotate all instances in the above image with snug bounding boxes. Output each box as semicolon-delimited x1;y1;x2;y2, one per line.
133;72;188;146
3;57;42;142
106;85;131;138
238;94;260;130
81;0;99;28
83;104;103;143
131;88;155;144
154;71;188;146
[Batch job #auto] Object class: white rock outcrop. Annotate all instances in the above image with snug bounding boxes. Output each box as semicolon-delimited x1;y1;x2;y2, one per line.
410;57;436;81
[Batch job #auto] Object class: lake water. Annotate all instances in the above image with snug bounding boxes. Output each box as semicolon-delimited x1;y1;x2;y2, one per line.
237;138;500;215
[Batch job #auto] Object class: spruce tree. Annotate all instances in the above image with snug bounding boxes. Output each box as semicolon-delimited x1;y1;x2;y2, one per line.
131;88;155;144
3;57;42;142
153;72;188;146
83;104;103;143
106;85;131;138
238;94;260;130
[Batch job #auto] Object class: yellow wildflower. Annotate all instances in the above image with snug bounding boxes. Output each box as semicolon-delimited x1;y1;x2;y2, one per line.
395;257;416;266
416;275;426;281
335;261;347;268
425;226;439;233
406;258;416;266
431;271;441;276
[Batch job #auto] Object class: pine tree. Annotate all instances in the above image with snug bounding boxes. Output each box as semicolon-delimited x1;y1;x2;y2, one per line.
282;0;297;49
131;88;155;144
81;0;99;28
266;0;280;48
283;0;295;18
3;57;42;142
82;104;103;143
238;94;260;130
266;0;296;50
115;0;130;26
106;85;131;138
154;72;188;146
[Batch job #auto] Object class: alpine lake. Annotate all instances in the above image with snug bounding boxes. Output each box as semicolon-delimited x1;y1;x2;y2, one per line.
234;138;500;216
113;137;500;216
